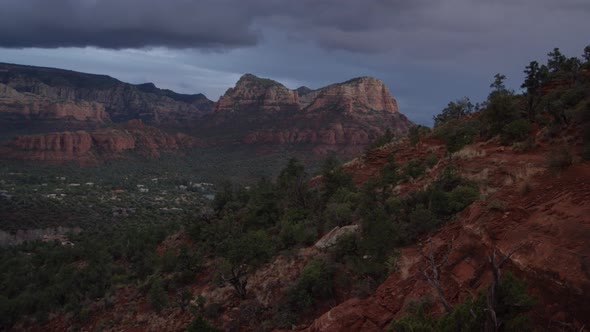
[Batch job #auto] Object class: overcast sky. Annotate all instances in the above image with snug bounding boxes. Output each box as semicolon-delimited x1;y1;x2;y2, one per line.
0;0;588;125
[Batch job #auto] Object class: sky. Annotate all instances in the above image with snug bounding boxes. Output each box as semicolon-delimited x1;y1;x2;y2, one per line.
0;0;589;125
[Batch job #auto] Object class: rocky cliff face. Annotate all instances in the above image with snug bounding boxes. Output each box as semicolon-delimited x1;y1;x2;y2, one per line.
0;62;213;127
214;74;299;114
0;83;110;125
301;77;399;114
209;74;412;155
0;64;413;163
0;120;199;162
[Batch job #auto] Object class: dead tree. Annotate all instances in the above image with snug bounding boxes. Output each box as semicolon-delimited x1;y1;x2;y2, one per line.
484;244;527;332
420;238;454;313
222;264;249;299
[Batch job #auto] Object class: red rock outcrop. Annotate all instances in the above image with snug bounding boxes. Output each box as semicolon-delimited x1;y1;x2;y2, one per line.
214;74;299;114
0;83;110;124
0;62;213;128
4;131;94;162
210;74;412;157
0;120;199;162
302;77;399;115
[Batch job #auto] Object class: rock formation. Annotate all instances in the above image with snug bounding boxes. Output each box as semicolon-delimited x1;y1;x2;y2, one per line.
214;74;299;114
0;64;414;162
0;120;199;162
209;74;413;155
0;62;213;128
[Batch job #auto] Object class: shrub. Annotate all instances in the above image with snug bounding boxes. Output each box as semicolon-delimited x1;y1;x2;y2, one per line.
447;185;479;212
433;97;475;127
385;250;402;274
279;220;315;249
404;159;427;179
434;120;479;153
324;202;355;228
405;205;438;238
187;315;220;332
286;259;334;312
331;232;360;262
483;88;520;136
147;276;168;313
409;125;431;146
425;153;438;168
367;128;395;152
501;119;532;145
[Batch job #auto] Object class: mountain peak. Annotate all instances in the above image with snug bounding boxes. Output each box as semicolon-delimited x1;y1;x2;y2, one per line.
236;73;283;88
338;76;384;86
296;86;314;97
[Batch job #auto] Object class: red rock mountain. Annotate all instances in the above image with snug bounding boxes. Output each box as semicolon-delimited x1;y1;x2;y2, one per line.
207;74;412;155
0;62;213;133
0;120;199;163
0;64;413;162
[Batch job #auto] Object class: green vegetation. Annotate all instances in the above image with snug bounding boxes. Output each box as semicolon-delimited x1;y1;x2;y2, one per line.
409;125;431;146
435;119;480;153
433;45;590;153
366;128;395;153
147;276;168;313
389;273;535;332
187;315;221;332
285;259;335;313
404;159;427;179
433;97;477;127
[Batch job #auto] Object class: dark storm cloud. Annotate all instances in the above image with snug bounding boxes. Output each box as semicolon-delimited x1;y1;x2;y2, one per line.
0;0;265;48
0;0;426;50
0;0;587;55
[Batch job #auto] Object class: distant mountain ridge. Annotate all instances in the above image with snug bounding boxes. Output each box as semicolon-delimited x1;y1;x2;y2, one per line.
0;63;413;162
0;62;214;130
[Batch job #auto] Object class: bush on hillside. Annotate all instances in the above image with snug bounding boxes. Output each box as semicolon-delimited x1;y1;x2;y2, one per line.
434;119;480;153
447;185;480;212
147;276;168;313
286;259;335;312
187;315;220;332
425;153;438;168
409;125;431;146
501;119;532;145
404;159;427;179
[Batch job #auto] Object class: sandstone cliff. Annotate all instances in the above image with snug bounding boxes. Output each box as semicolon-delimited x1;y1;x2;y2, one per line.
0;64;413;162
214;74;299;114
0;120;199;162
209;74;412;155
0;62;213;128
0;83;110;125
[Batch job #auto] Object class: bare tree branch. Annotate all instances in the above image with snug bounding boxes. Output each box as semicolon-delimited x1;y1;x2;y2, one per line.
485;243;528;332
420;238;454;313
222;264;249;299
